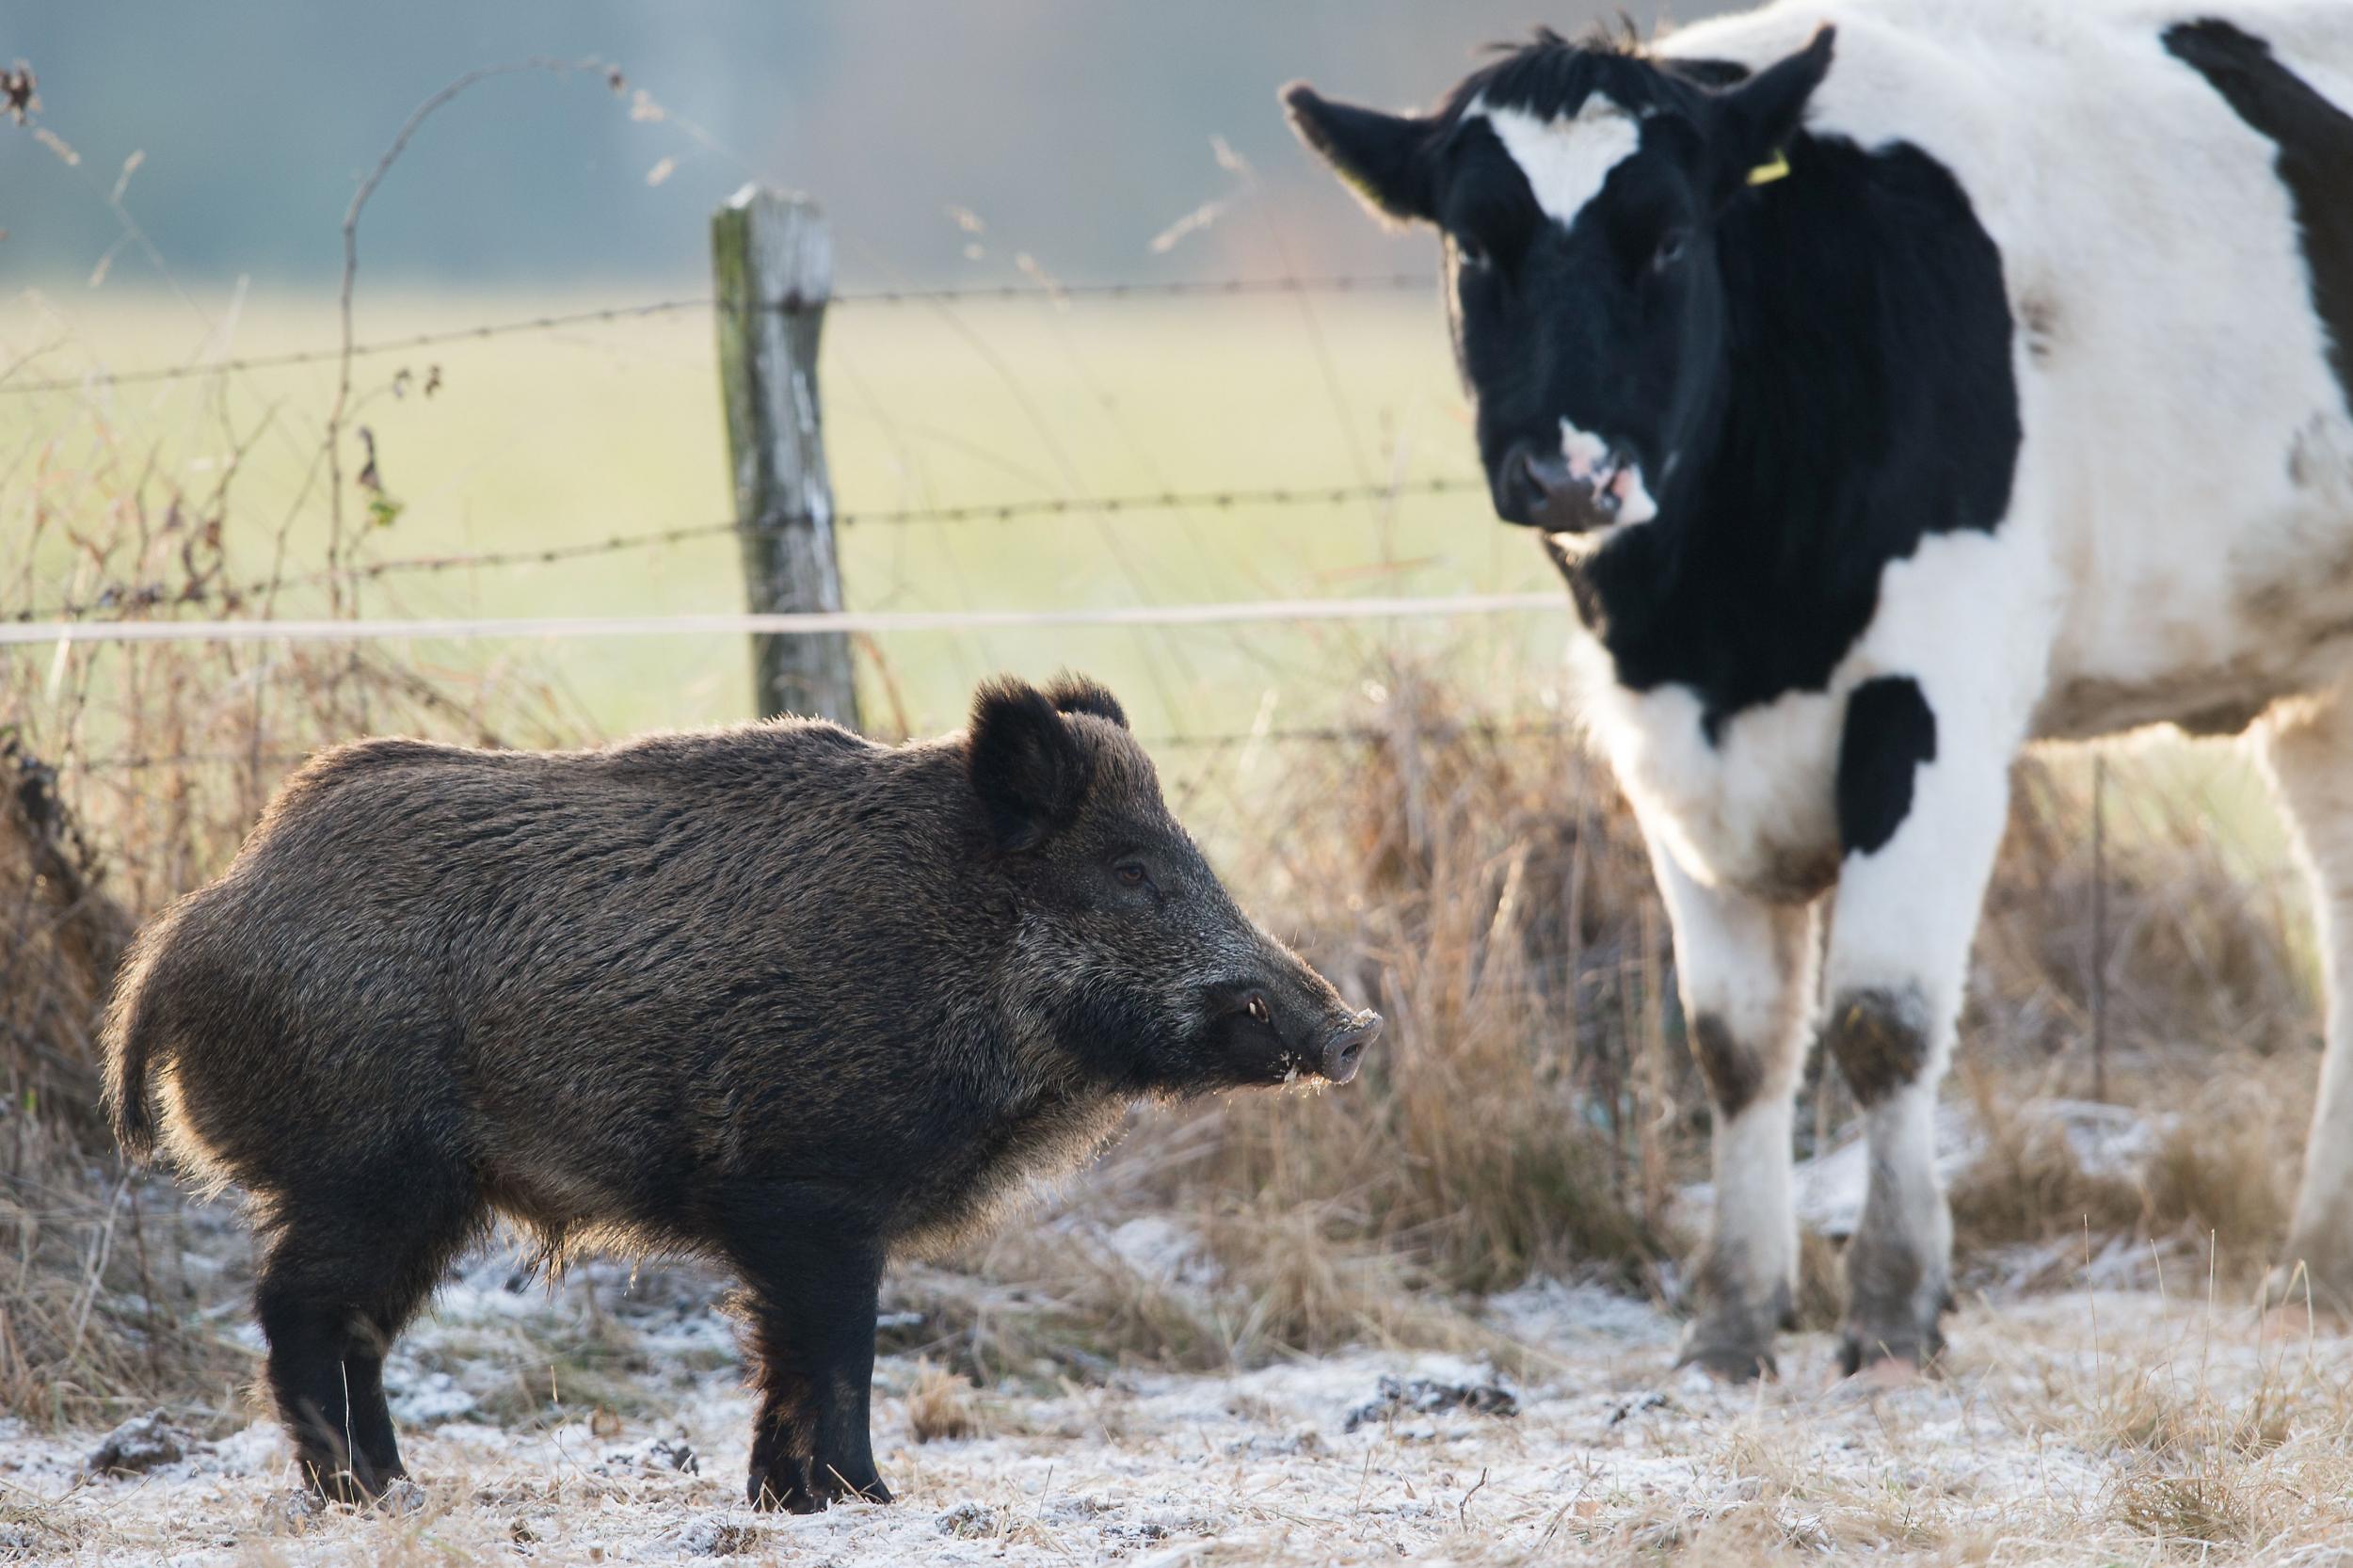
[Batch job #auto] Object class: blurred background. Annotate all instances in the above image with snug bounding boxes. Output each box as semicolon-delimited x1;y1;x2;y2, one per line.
7;0;1733;740
5;2;1710;288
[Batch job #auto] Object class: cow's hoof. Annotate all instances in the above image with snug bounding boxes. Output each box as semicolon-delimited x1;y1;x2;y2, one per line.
1835;1323;1945;1379
1674;1322;1778;1382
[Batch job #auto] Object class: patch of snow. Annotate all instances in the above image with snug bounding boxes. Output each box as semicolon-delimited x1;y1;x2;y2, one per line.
1342;1372;1518;1432
1101;1214;1209;1284
1483;1274;1676;1349
85;1410;191;1476
657;1515;761;1557
206;1420;285;1476
598;1432;700;1477
387;1368;477;1426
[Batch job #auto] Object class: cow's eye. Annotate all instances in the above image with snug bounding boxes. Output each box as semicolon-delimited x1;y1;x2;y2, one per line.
1113;860;1149;888
1453;233;1488;269
1650;228;1692;274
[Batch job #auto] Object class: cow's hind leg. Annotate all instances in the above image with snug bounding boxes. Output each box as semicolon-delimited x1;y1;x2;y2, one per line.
2257;695;2353;1310
1822;675;2016;1372
254;1162;480;1502
1650;837;1818;1380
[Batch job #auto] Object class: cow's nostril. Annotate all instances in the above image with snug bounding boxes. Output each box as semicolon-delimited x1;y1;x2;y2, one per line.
1497;444;1571;527
1519;449;1576;501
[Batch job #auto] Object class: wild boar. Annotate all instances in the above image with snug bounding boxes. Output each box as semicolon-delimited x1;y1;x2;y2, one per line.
101;673;1379;1512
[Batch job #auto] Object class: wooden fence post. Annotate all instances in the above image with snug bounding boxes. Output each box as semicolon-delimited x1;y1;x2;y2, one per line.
712;184;860;728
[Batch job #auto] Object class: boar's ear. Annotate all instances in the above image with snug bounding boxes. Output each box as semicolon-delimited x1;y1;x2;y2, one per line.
968;677;1092;852
1044;672;1128;730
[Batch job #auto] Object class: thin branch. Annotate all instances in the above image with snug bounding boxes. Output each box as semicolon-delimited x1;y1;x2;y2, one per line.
323;57;611;614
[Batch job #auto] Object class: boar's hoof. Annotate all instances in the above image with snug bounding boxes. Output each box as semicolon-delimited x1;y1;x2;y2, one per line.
749;1461;892;1513
304;1461;402;1509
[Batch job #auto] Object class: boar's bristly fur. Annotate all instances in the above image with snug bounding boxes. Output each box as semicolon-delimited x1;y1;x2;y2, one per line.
99;673;1378;1513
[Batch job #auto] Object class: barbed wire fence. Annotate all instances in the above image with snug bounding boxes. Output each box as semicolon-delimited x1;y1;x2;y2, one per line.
11;477;1489;624
0;272;1439;398
2;150;1562;744
8;200;1571;767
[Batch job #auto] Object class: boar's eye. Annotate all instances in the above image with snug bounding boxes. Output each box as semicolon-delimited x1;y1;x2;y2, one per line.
1113;860;1150;889
1245;994;1272;1026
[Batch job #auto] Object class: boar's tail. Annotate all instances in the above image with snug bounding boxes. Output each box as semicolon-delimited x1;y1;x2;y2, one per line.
100;919;177;1160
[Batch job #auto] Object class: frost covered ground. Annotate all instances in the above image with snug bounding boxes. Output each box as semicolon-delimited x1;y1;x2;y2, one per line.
8;1239;2353;1567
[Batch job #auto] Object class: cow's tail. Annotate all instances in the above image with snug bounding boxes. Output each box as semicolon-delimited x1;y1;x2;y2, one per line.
100;920;177;1161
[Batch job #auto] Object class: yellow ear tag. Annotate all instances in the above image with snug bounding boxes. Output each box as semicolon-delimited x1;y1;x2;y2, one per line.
1747;149;1791;186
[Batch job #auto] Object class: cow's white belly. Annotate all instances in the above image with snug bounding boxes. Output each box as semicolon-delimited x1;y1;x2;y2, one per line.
1569;635;1845;903
2035;414;2353;741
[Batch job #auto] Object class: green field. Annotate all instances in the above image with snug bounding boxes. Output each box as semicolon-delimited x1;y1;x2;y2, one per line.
7;288;1580;742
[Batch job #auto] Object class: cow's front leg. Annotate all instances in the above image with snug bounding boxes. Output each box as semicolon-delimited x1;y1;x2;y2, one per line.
1649;835;1818;1381
2256;695;2353;1312
1820;675;2014;1373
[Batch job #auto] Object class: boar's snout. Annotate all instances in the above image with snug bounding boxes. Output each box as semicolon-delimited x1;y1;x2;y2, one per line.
1318;1009;1383;1086
1200;959;1380;1090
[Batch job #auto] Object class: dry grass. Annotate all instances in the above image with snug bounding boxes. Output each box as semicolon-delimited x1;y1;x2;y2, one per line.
1947;1069;2149;1253
3;632;2334;1422
1146;665;1681;1302
904;1360;981;1443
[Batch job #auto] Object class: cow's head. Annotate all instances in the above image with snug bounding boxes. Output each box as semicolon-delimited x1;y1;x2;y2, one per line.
1285;25;1833;536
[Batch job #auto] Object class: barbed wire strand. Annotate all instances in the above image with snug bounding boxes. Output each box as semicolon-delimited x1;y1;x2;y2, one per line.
0;273;1437;395
71;717;1575;775
0;591;1567;648
21;476;1488;622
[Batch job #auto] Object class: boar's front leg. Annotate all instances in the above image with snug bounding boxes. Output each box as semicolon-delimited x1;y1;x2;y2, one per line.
725;1205;888;1512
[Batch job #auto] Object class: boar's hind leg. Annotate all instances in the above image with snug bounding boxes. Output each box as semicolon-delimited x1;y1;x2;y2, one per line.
255;1179;479;1503
725;1208;888;1513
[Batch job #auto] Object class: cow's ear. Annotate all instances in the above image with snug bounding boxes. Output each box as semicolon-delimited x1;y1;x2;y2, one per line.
1712;24;1834;198
968;677;1092;852
1283;84;1438;225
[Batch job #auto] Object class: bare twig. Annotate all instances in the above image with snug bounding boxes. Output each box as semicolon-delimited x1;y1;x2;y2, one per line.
322;57;613;613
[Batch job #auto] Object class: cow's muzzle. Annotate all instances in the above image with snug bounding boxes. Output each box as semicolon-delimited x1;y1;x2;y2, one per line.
1496;439;1654;534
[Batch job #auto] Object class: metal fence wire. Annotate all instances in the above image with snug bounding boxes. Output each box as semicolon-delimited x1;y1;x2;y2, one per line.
0;273;1437;395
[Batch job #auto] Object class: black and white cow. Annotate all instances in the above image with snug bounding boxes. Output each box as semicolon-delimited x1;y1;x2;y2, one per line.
1287;0;2353;1376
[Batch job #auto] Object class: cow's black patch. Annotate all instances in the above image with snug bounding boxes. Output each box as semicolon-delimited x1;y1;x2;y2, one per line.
1823;984;1929;1106
1565;136;2020;737
2166;20;2353;418
1688;1011;1761;1120
1835;676;1937;858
